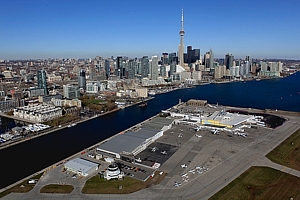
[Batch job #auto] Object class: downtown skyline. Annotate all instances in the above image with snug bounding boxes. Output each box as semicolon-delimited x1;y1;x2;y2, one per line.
1;0;300;60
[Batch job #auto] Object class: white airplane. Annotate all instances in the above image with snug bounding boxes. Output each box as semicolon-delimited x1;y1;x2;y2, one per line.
195;134;202;138
150;147;158;152
161;151;167;155
235;128;244;132
195;166;202;170
194;127;201;132
210;129;219;135
181;173;188;178
183;178;189;182
188;169;195;174
240;133;247;138
197;170;203;174
174;182;181;187
181;164;187;168
178;133;183;138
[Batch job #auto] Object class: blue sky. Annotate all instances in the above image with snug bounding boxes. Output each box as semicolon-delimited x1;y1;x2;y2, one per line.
1;0;300;60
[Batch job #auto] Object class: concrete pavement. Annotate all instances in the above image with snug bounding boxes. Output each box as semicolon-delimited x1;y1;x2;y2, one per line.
2;112;300;200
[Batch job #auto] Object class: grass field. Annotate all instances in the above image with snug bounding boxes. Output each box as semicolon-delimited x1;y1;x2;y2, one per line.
0;173;43;198
40;184;74;193
82;171;166;194
209;166;300;200
266;128;300;170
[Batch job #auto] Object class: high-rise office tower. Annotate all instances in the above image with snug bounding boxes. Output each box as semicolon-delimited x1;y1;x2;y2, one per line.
187;46;192;64
178;8;185;67
168;52;177;65
121;61;127;78
141;56;149;78
89;65;96;81
105;60;110;80
150;56;158;80
127;59;136;79
245;55;250;62
225;53;234;70
37;70;48;95
170;61;177;77
209;48;214;69
204;48;214;68
116;56;122;78
185;46;200;64
162;53;169;65
78;69;86;90
160;65;167;77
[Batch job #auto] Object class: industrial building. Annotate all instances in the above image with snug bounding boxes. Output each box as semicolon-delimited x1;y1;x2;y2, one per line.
96;128;162;162
96;117;174;163
64;158;99;177
201;110;255;128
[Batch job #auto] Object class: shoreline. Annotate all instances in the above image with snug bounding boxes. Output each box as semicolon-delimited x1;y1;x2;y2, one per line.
0;108;121;151
0;96;156;150
1;102;298;194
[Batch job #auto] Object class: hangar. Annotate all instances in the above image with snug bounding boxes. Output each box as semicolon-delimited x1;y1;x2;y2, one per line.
64;158;99;176
96;116;174;163
96;128;162;162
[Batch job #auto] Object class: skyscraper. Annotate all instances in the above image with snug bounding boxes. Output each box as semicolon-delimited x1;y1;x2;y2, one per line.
178;8;185;67
116;56;122;78
105;60;110;80
225;53;234;70
37;70;48;95
209;48;214;69
150;56;158;80
78;69;86;90
127;59;136;79
185;46;200;64
162;53;169;65
141;56;149;78
168;52;177;65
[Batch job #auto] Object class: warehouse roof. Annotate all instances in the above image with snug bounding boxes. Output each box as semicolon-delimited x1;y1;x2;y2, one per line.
142;117;173;130
64;158;98;175
97;128;158;154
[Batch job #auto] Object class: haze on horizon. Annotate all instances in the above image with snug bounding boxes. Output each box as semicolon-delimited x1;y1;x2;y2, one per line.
1;0;299;60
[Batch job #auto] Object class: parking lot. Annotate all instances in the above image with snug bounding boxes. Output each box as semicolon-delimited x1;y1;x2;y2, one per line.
115;161;156;181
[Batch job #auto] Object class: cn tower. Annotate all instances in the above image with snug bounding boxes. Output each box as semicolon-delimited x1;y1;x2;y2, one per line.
178;8;185;67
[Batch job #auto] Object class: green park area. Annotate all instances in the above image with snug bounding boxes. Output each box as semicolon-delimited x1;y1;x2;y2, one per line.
82;171;166;194
209;166;300;200
40;184;74;193
266;128;300;170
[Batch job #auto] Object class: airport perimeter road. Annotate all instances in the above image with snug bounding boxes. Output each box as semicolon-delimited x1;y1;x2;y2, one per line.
3;114;300;200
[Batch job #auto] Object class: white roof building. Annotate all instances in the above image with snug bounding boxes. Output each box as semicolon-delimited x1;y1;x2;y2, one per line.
64;158;99;177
